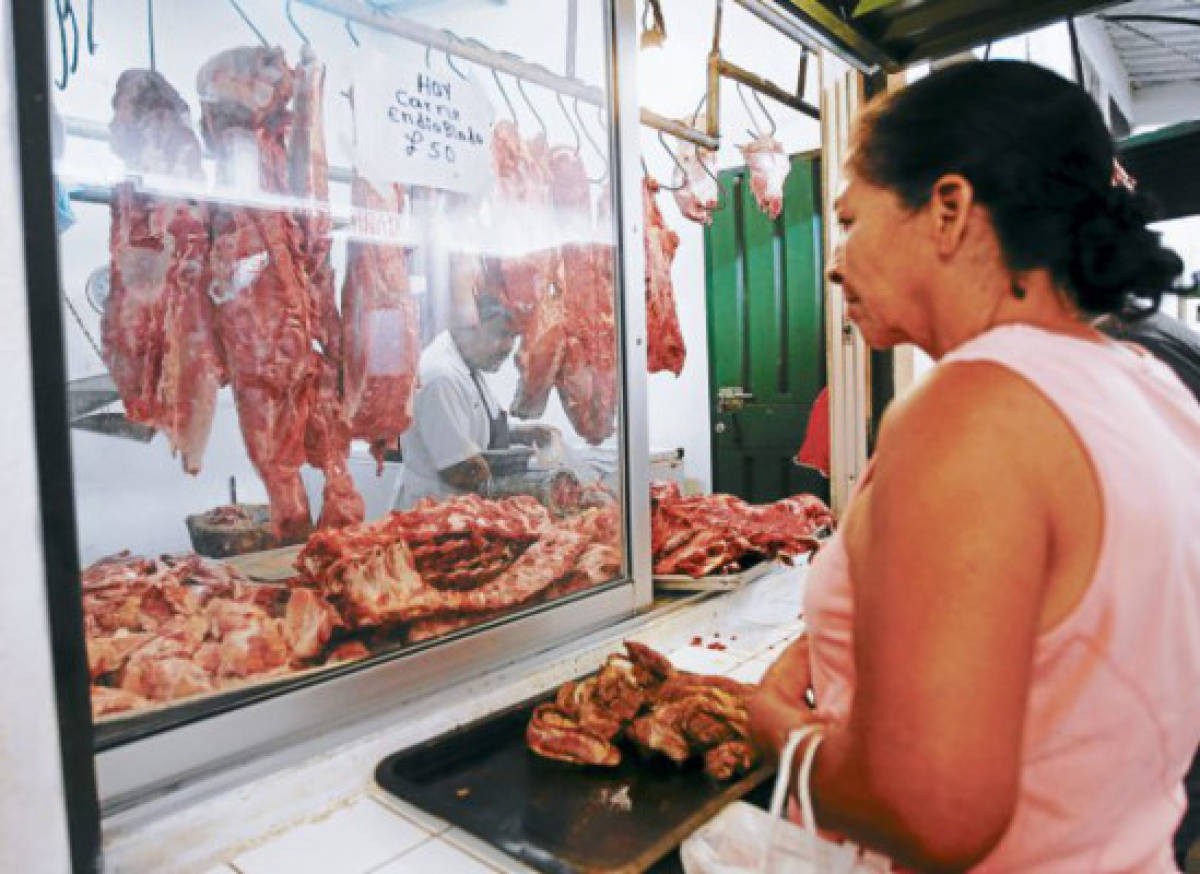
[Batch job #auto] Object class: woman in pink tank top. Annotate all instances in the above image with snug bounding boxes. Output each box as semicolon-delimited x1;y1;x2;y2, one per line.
747;61;1200;872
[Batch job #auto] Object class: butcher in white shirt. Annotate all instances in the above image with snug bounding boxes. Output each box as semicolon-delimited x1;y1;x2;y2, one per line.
396;293;555;507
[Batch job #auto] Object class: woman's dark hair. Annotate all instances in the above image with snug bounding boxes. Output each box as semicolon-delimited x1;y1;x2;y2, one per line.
850;60;1184;317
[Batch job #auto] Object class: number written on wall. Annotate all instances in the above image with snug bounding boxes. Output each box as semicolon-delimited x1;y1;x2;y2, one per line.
354;46;495;196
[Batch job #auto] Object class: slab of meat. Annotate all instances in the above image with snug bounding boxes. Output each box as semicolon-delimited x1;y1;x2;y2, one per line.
490;123;557;330
283;586;341;659
90;685;149;719
341;176;419;471
526;703;621;767
551;149;618;443
511;286;567;419
526;640;759;779
83;551;336;717
291;45;364;528
200;47;317;542
299;522;585;626
104;69;224;474
643;177;686;376
740;134;791;221
671;143;720;226
650;483;831;577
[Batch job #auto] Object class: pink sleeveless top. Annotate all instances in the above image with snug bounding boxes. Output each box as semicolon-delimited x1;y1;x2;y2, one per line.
805;324;1200;872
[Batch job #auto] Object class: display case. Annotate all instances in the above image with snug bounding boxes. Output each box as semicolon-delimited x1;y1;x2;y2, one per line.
31;0;650;807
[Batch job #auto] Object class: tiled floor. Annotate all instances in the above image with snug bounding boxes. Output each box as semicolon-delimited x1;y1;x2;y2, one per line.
199;595;806;874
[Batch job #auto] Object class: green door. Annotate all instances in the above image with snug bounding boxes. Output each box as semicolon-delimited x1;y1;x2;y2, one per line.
705;153;828;504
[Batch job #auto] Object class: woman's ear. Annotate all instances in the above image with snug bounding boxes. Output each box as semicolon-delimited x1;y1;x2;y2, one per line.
929;174;975;257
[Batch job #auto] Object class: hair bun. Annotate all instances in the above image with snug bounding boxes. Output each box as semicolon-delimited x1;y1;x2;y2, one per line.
1068;185;1182;316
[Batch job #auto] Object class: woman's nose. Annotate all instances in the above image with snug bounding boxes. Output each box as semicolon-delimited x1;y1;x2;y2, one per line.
826;248;844;287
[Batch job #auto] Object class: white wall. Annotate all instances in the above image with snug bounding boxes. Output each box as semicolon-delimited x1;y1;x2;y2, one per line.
638;0;821;491
0;9;74;873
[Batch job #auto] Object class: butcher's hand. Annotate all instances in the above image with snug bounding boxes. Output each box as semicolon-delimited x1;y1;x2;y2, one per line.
748;633;821;761
512;424;561;448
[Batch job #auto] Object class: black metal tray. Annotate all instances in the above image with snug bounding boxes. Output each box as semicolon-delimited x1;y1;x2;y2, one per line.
374;687;773;874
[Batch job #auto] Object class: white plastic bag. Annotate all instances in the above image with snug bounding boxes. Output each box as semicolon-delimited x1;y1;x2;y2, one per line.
681;726;890;874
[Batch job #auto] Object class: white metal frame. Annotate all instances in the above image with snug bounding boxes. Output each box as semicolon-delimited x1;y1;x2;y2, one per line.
94;0;652;810
819;51;871;515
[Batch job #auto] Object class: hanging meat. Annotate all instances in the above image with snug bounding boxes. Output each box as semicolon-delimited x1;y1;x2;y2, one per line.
740;134;791;221
199;46;317;542
290;45;365;528
103;69;225;475
671;142;720;226
490;121;558;331
550;148;618;444
643;176;686;376
341;176;420;471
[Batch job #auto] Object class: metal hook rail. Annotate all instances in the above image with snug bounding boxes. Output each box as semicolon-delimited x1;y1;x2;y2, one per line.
295;0;719;150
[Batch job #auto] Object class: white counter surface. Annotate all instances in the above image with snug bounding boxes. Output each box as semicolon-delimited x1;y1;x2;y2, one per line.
102;565;808;874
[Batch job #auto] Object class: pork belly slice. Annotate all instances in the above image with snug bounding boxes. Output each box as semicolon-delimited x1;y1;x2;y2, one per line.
526;703;621;767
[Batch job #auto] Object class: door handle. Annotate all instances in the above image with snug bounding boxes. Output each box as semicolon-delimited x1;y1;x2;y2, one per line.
714;422;726;434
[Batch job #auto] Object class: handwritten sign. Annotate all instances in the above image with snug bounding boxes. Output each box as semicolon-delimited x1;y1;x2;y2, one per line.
353;46;495;196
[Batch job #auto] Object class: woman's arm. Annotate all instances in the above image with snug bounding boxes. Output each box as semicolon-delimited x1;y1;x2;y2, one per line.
796;363;1068;871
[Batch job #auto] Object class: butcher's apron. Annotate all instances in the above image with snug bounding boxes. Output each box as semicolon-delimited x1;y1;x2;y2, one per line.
470;367;511;450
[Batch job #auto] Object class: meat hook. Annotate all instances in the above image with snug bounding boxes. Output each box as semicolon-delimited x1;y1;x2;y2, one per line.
556;92;582;154
440;30;469;80
516;77;548;141
491;68;518;124
227;0;269;47
573;97;609;185
285;0;310;45
656;130;689;192
344;20;360;47
736;80;776;139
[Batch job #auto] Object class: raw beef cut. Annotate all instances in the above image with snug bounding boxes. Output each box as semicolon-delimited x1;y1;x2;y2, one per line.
671;141;720;225
82;551;335;717
103;69;224;474
740;134;791;220
199;47;317;542
510;285;567;419
290;45;364;528
649;482;831;577
526;641;760;780
490;121;557;330
643;177;686;376
551;149;618;443
341;176;420;471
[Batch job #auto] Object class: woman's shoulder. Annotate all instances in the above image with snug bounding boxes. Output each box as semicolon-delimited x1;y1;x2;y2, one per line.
875;357;1079;489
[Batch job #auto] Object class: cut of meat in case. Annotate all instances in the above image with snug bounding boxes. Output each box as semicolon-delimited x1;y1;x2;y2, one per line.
643;177;686;376
740;134;791;221
341;177;419;471
651;484;831;577
283;586;341;659
291;45;364;528
200;47;316;542
104;70;224;475
91;685;149;719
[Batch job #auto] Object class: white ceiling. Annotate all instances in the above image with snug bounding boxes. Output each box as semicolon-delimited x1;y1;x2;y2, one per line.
1101;0;1200;89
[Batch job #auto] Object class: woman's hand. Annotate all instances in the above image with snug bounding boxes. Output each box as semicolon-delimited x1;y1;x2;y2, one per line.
748;634;821;760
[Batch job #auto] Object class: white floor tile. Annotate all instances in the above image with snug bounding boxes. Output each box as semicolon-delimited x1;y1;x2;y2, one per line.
233;796;429;874
443;828;537;873
372;837;497;873
368;787;452;836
